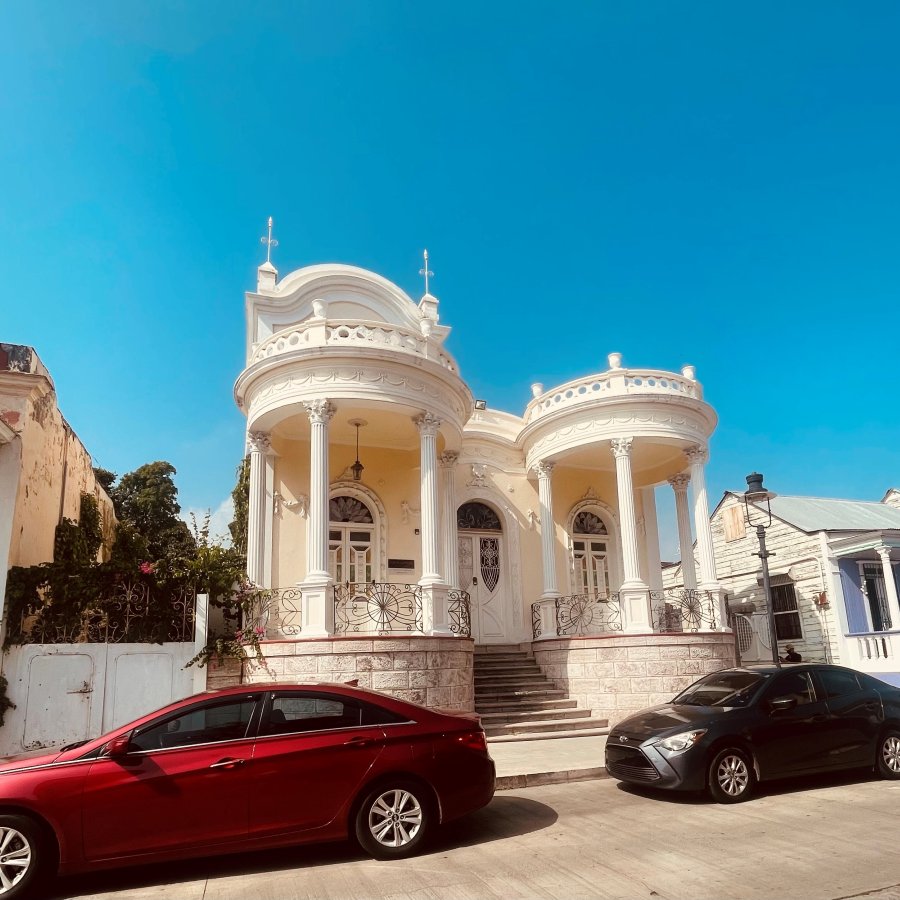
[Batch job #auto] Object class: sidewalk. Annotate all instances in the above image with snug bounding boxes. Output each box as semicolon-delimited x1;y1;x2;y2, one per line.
490;734;608;789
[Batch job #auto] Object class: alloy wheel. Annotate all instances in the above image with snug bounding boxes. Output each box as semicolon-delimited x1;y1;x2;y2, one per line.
367;789;423;848
716;754;750;797
0;827;31;894
882;736;900;774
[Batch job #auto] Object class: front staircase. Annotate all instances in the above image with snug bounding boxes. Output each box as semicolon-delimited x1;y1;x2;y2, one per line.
474;645;609;743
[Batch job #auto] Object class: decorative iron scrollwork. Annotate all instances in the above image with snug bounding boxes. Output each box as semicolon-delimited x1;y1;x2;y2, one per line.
448;590;471;637
333;582;423;634
555;593;622;636
457;502;502;532
651;589;717;632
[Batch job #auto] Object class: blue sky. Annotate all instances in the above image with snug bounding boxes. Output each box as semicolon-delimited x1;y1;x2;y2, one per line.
3;2;900;558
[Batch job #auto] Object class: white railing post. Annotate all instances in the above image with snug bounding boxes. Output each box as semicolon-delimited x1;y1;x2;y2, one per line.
192;593;209;694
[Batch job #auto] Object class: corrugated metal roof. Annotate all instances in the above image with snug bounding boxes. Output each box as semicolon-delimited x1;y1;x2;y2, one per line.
763;495;900;532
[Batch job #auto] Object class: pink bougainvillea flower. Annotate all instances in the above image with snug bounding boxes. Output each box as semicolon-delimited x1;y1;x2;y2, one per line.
139;562;155;575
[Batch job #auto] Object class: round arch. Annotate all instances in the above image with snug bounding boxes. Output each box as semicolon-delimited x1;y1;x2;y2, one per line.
565;498;622;595
328;481;388;582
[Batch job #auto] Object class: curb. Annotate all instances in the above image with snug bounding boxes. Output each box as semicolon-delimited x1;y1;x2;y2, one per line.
495;766;608;791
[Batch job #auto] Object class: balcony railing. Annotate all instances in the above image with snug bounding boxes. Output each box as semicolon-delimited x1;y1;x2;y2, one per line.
651;589;718;632
448;589;472;638
532;593;622;639
334;582;423;634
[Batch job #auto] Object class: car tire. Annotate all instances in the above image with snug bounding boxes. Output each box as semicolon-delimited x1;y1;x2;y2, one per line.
0;814;49;899
354;780;432;860
876;730;900;779
708;748;755;803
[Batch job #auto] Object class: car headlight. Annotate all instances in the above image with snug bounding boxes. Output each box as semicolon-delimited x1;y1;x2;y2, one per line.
653;729;707;754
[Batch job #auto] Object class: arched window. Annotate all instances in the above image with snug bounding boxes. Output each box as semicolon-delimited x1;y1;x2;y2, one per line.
329;496;374;583
457;502;502;532
570;507;611;596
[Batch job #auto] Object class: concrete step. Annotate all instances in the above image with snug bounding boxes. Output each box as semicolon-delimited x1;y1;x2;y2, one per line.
488;726;610;746
475;698;577;712
474;660;541;671
478;707;590;725
474;670;545;681
474;652;534;661
474;688;568;701
484;716;606;738
473;645;525;655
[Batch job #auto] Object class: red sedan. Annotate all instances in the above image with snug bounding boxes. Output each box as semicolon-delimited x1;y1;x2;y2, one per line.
0;683;496;897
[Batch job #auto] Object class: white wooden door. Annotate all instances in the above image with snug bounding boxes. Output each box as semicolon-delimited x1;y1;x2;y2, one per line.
458;533;507;643
23;653;94;751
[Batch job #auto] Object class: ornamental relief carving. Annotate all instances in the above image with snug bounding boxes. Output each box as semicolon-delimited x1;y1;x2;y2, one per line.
247;366;468;424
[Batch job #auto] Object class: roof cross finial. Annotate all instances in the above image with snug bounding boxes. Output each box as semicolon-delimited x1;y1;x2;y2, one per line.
419;249;434;295
260;216;278;265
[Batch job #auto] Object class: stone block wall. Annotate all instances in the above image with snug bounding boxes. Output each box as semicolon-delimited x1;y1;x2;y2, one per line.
532;632;737;727
239;635;475;711
206;657;242;690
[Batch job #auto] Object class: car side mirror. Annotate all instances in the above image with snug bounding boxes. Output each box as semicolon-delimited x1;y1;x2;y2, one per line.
105;732;133;758
769;695;798;714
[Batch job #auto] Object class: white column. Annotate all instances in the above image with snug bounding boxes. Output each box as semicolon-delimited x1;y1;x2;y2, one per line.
246;431;271;587
876;546;900;631
611;438;651;633
640;486;663;592
416;413;442;586
668;474;697;590
534;461;560;600
684;446;718;588
299;399;335;637
611;438;644;587
439;451;459;588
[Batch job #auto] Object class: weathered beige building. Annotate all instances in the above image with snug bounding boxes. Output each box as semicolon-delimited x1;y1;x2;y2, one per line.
0;344;115;617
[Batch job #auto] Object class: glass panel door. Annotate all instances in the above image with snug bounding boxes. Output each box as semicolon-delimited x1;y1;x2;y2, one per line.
572;536;610;595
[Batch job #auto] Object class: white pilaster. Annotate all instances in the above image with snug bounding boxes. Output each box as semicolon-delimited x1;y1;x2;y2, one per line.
684;446;718;588
534;461;560;600
668;474;697;590
246;431;272;588
876;546;900;631
611;438;651;633
439;451;459;588
640;486;663;592
300;399;336;637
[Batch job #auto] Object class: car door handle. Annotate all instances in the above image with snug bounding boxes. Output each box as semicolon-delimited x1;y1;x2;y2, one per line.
209;758;245;770
343;737;374;748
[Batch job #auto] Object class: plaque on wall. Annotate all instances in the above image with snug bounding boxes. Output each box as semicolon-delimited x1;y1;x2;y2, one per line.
387;558;415;570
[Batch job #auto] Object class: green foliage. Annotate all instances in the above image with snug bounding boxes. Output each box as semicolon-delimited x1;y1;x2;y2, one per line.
53;493;104;565
78;493;103;560
229;456;250;556
93;467;117;495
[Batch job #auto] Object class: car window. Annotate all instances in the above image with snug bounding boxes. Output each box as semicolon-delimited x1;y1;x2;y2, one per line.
819;668;861;698
769;671;816;705
673;670;769;707
130;697;258;752
261;694;361;736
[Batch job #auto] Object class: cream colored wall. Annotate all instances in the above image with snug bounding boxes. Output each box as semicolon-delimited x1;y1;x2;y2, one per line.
4;381;115;572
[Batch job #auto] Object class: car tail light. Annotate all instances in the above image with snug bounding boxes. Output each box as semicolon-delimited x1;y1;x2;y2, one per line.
456;730;488;753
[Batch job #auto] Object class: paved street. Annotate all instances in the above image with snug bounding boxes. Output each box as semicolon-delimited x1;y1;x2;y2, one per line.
46;770;900;900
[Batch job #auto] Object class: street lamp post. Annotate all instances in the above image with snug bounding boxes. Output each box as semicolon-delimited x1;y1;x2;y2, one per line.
742;472;781;668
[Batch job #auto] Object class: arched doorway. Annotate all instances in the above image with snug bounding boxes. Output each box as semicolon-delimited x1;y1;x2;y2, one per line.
569;509;613;596
457;501;508;643
328;495;375;584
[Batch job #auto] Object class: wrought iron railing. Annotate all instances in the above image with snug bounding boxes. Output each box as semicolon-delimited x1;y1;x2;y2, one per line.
9;581;196;645
651;589;717;632
532;593;622;638
333;582;423;634
448;589;471;637
243;587;302;637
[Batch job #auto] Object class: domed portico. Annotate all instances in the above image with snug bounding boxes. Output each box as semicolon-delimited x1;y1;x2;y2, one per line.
521;353;723;637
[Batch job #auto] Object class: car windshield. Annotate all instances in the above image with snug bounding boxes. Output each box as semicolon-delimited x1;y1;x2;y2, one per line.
673;671;769;708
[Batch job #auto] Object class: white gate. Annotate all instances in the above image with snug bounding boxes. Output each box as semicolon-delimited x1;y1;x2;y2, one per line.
0;595;208;757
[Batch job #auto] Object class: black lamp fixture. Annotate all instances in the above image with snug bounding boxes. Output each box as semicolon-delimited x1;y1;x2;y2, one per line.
741;472;780;667
349;419;367;482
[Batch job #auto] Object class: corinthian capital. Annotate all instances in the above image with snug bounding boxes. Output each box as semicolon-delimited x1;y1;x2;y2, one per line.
248;431;271;453
667;473;691;492
610;437;633;459
533;460;555;479
684;445;708;466
440;450;459;468
414;412;441;437
303;399;336;425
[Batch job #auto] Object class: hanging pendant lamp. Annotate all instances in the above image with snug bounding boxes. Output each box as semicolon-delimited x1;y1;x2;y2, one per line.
349;419;367;482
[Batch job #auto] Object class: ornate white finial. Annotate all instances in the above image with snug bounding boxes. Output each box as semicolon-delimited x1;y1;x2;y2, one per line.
608;352;623;370
531;383;544;398
419;249;434;295
260;216;278;265
681;364;696;381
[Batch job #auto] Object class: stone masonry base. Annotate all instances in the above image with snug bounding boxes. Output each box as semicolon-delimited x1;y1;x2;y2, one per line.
531;632;737;727
239;635;475;711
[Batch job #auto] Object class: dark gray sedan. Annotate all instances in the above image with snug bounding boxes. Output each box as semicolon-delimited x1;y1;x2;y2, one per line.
605;664;900;802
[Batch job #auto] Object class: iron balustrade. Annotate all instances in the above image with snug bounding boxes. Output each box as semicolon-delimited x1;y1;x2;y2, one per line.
531;593;623;638
448;590;472;637
651;589;718;632
334;582;424;634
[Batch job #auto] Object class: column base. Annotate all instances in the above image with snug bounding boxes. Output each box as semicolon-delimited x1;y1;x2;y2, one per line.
300;575;335;637
619;584;652;634
701;585;731;632
420;582;453;636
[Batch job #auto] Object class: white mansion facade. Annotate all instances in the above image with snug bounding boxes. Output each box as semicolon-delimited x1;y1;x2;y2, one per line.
233;255;735;721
